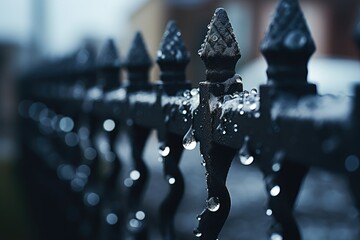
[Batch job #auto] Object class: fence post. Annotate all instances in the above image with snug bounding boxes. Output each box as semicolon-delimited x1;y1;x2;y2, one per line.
95;39;124;240
123;32;152;240
194;8;243;240
259;0;317;239
155;20;191;240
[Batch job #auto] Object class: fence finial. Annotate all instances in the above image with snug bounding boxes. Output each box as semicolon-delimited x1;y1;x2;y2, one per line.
157;21;190;82
96;39;121;91
125;32;152;83
260;0;315;85
198;8;241;82
97;39;120;70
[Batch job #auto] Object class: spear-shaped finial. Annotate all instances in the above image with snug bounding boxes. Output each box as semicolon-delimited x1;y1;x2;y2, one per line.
156;21;190;82
124;32;152;83
260;0;316;85
198;8;241;82
96;39;121;91
97;39;121;70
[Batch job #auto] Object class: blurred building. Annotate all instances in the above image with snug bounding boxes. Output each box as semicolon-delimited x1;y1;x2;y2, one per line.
129;0;359;83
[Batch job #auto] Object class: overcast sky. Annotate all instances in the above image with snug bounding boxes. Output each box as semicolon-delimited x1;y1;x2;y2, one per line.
0;0;147;54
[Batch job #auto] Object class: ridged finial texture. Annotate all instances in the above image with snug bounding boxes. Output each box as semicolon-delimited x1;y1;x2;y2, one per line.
157;21;190;64
260;0;315;83
156;21;190;82
198;8;241;82
96;39;121;69
125;32;152;69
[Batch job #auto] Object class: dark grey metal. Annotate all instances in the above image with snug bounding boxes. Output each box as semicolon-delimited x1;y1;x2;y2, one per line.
17;3;360;240
156;20;190;240
194;8;242;240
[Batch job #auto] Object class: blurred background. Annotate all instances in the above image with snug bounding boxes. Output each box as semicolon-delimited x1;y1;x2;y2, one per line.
0;0;360;239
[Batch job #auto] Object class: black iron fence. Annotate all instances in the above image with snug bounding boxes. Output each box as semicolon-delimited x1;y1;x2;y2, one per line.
18;0;360;240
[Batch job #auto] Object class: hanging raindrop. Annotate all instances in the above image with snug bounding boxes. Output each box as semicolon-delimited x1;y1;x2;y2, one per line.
270;185;281;197
270;233;283;240
266;209;273;216
183;126;197;150
159;145;170;157
207;196;220;212
194;228;202;238
239;136;254;165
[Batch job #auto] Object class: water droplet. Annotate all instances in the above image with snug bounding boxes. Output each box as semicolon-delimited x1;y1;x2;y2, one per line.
130;170;140;181
135;211;145;220
168;177;176;185
184;118;188;122
266;209;273;216
129;218;141;229
106;213;118;225
249;102;257;111
59;117;74;132
103;119;115;132
191;88;199;96
251;88;258;94
183;127;196;150
201;159;206;166
183;89;191;98
222;130;226;135
240;110;245;115
254;112;261;118
126;118;134;126
207;197;220;212
182;109;187;115
270;185;281;197
84;147;97;160
194;228;202;237
196;214;201;221
159;145;170;157
65;132;79;147
272;163;281;172
345;155;360;172
270;233;283;240
207;24;211;29
234;128;238;132
84;192;100;206
57;164;75;180
124;178;133;187
284;30;307;50
239;136;254;165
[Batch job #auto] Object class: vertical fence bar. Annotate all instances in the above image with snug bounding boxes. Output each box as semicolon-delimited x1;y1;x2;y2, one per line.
95;39;123;240
259;0;317;239
155;20;191;240
123;32;152;240
194;8;243;240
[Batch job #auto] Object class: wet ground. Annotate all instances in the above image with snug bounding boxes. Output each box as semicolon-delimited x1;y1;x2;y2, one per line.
118;132;360;239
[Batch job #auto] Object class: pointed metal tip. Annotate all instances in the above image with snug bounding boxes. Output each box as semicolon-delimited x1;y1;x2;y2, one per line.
260;0;315;56
214;8;226;18
260;0;316;83
96;39;120;69
156;20;190;64
198;8;241;81
125;31;152;68
76;41;97;66
198;8;240;60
